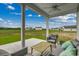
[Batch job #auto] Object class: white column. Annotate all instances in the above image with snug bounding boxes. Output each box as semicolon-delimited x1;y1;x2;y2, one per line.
21;4;25;48
46;18;49;40
77;4;79;41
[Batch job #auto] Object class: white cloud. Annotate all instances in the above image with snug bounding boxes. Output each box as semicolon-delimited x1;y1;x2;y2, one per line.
11;12;21;15
26;9;28;11
0;18;4;21
0;18;20;28
9;22;13;25
57;16;68;22
58;16;68;20
4;21;7;24
7;5;15;10
28;14;32;17
72;20;76;23
38;15;41;17
7;20;11;23
66;13;76;17
3;3;15;10
61;19;68;22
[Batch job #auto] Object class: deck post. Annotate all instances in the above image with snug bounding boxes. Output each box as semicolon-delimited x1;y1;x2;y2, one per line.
21;4;25;48
46;18;49;40
77;4;79;41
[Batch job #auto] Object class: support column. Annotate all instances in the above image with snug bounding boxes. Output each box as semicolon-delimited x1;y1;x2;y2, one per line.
46;18;49;40
77;4;79;41
21;4;25;48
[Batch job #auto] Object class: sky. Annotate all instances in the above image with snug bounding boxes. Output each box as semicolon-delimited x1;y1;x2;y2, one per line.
0;3;77;28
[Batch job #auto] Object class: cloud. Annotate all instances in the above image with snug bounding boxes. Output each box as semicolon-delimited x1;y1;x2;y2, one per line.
38;15;41;17
58;16;67;20
51;13;76;23
66;13;76;17
7;5;15;10
26;9;28;11
0;18;7;27
3;3;15;10
28;14;32;17
49;13;76;28
11;12;21;15
71;20;76;23
3;21;7;24
0;18;4;21
1;22;20;28
9;22;13;25
60;19;68;22
49;22;63;28
7;20;11;23
0;18;20;28
52;13;76;19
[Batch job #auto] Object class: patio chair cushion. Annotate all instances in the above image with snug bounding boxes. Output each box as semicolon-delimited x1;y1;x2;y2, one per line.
71;39;79;47
59;44;76;56
61;41;72;49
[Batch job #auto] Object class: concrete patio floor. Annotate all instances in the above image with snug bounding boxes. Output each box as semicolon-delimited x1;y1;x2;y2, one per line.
0;38;46;56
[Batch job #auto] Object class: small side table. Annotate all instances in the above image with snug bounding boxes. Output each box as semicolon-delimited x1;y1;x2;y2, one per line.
31;42;52;56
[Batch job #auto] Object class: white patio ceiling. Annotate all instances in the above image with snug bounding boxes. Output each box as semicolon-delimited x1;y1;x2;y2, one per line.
26;3;78;18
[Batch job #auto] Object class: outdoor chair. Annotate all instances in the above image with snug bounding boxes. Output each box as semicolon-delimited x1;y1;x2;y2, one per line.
47;34;58;44
47;34;58;49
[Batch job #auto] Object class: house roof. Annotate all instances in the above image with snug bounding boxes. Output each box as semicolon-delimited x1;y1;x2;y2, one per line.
26;3;78;18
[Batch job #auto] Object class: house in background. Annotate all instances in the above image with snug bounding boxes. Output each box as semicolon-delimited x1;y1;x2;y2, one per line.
35;27;42;30
26;27;33;30
63;25;77;31
51;28;59;31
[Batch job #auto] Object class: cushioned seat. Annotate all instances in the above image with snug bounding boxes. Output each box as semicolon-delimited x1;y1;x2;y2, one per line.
61;40;73;49
59;44;76;56
52;40;77;56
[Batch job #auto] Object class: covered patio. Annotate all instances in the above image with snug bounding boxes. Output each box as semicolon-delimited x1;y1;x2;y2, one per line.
21;3;79;55
0;3;79;56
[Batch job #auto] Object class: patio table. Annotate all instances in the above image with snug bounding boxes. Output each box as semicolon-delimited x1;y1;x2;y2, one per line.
31;42;52;56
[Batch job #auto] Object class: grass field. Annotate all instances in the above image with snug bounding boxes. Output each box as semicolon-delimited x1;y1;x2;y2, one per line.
0;29;76;45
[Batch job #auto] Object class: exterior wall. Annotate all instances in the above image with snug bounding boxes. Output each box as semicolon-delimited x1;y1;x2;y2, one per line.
35;28;42;30
52;29;59;30
63;28;71;31
63;28;76;31
71;29;77;31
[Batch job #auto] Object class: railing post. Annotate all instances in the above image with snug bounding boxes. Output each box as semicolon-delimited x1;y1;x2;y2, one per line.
77;4;79;41
21;4;25;48
46;18;49;40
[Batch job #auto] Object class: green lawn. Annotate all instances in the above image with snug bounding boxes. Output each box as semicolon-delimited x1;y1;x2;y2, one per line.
0;29;76;45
